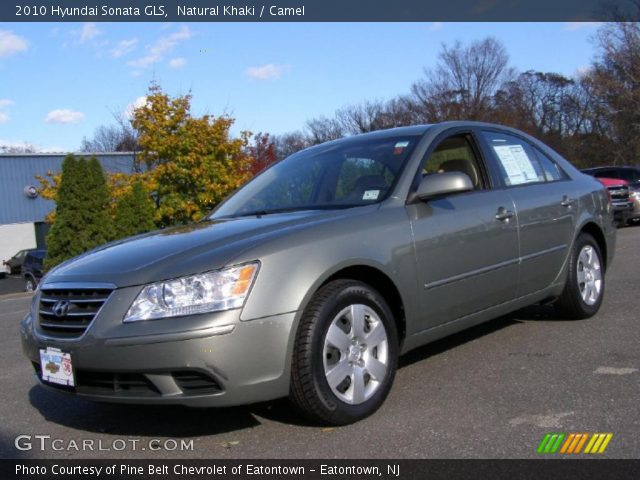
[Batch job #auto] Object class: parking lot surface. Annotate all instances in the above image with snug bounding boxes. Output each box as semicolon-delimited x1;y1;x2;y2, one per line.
1;227;638;459
0;275;25;296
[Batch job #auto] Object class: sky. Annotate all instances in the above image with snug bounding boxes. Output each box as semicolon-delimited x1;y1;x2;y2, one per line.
0;22;604;152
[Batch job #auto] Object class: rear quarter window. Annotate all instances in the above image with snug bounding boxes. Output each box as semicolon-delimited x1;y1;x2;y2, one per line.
481;131;546;186
533;148;568;182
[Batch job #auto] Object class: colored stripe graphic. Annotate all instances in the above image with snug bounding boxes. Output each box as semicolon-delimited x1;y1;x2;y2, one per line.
584;434;598;453
537;434;552;454
598;433;613;453
567;433;584;453
539;433;613;454
584;433;614;454
550;433;565;453
560;433;575;454
537;433;566;453
574;433;589;453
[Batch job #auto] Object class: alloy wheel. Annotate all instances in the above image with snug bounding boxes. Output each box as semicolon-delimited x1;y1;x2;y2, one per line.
322;304;389;405
577;245;602;306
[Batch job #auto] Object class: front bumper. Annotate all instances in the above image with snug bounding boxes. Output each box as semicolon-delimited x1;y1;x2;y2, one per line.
611;202;633;223
630;196;640;221
21;288;297;407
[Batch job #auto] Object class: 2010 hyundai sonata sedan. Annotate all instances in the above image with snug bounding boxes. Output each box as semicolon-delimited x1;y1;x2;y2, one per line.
21;122;615;425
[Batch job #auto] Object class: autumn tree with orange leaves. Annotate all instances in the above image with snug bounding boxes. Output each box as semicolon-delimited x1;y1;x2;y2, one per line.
131;83;252;226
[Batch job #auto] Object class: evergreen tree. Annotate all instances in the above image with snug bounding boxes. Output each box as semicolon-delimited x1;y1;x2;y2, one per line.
85;157;115;243
114;179;156;239
45;155;115;269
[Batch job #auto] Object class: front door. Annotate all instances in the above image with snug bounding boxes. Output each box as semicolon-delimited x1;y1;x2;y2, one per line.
407;132;520;333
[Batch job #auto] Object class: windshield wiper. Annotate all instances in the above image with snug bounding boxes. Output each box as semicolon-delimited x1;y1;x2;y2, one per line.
215;204;360;220
232;207;306;218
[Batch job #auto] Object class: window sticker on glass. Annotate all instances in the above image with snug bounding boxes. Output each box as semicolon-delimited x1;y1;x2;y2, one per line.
493;144;539;185
363;190;380;200
394;141;410;155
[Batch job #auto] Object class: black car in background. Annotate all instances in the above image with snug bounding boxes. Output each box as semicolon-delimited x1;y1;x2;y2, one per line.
582;166;640;225
3;249;37;275
22;250;46;292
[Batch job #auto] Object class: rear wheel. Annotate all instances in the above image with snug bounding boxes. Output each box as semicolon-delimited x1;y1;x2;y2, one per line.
555;233;605;319
290;280;398;425
25;277;36;292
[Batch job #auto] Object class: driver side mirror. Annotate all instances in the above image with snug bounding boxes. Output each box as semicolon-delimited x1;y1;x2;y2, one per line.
415;171;474;201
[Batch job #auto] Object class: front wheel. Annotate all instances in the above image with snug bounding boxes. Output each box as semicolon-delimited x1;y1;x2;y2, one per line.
555;233;605;319
290;280;398;425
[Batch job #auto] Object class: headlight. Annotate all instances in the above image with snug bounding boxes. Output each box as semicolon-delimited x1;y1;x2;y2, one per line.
124;262;259;322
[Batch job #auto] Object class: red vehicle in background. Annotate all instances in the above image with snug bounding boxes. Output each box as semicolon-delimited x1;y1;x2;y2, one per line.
594;177;633;226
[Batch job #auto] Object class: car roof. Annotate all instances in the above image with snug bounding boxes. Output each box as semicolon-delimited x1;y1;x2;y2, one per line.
302;121;544;148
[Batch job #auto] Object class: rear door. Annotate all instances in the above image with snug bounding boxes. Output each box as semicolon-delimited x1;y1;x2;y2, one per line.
407;129;520;332
478;129;578;297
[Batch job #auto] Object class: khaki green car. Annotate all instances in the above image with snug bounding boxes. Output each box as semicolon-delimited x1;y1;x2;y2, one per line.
21;122;615;424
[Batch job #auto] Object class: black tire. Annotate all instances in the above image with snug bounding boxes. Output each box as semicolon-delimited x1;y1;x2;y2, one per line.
290;279;398;425
555;233;605;319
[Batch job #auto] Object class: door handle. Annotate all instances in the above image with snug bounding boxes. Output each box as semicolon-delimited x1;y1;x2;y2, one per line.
495;207;515;221
560;196;575;207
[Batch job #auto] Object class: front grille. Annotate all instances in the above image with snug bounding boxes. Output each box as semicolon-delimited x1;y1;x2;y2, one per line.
172;371;222;394
38;287;113;338
608;185;630;201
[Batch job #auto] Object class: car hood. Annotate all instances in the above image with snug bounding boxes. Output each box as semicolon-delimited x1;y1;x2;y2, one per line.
44;209;354;288
596;177;628;187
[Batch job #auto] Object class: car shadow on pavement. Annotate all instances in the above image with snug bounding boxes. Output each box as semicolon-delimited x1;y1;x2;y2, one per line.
399;315;521;368
398;303;562;368
28;386;262;437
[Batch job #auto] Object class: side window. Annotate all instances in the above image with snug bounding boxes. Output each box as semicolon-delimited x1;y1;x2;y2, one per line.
421;134;484;189
533;148;567;182
481;131;546;186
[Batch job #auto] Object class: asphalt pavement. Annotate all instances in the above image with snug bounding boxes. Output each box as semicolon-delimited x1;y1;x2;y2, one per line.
0;226;638;459
0;275;25;296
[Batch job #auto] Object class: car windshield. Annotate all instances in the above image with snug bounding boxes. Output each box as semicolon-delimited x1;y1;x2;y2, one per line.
212;134;421;218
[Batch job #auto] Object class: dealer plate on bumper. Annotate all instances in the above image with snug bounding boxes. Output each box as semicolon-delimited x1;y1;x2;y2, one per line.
39;347;75;387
